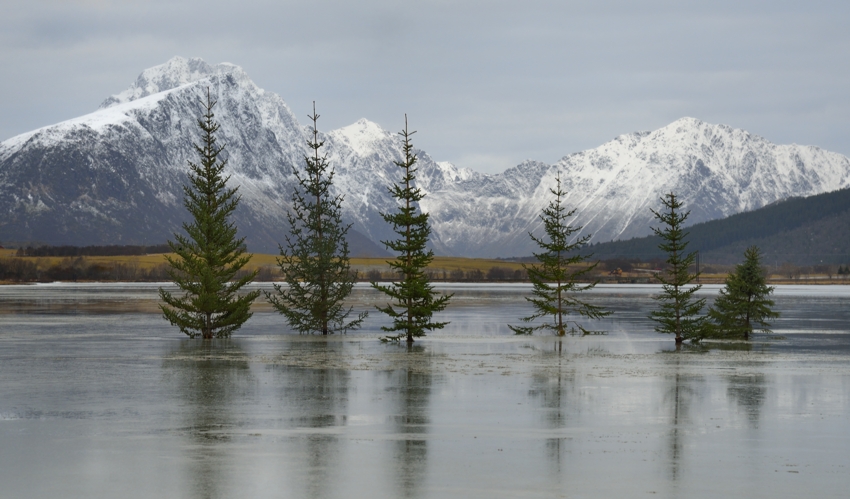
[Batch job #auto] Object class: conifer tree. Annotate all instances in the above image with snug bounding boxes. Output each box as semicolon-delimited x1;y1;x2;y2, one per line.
649;192;706;343
707;246;779;340
266;103;366;334
160;88;260;339
372;117;451;343
510;174;610;335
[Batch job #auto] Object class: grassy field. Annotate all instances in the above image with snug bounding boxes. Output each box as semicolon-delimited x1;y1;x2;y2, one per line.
2;248;847;284
0;248;530;282
0;248;170;268
1;249;525;272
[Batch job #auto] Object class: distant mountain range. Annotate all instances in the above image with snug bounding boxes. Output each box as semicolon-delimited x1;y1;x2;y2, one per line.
2;56;849;257
586;187;850;266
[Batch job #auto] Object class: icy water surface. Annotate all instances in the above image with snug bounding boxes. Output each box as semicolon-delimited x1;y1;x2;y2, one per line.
1;283;849;498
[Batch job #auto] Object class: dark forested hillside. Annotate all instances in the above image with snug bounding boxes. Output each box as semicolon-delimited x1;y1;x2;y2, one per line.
586;187;850;266
16;244;171;257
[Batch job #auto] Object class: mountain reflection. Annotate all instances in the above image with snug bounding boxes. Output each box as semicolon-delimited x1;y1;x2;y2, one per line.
163;339;254;499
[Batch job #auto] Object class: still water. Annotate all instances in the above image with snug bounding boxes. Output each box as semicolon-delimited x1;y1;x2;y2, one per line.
1;283;848;498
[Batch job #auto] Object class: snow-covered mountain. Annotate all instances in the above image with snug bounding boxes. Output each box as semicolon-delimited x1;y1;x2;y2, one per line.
2;57;849;257
425;119;850;256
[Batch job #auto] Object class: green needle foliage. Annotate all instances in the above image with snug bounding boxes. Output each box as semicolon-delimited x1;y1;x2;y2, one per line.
372;117;452;343
707;246;779;340
266;103;366;335
648;192;706;343
160;89;260;339
510;174;610;336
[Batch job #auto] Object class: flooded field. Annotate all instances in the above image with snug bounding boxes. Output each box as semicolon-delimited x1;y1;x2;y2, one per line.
1;283;849;498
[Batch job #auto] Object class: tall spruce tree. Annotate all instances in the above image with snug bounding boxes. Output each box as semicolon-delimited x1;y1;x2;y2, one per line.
649;192;706;344
265;103;366;335
372;117;451;343
707;246;778;340
510;173;610;335
160;88;260;339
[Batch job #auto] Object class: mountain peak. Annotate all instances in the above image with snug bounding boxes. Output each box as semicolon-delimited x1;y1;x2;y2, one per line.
648;117;768;151
656;116;756;138
330;118;393;157
669;116;704;127
349;118;386;133
99;56;245;109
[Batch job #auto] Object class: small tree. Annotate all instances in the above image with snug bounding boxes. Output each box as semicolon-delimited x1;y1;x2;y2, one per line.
707;246;779;340
372;117;451;343
160;89;260;339
266;104;366;334
648;192;706;344
510;174;610;335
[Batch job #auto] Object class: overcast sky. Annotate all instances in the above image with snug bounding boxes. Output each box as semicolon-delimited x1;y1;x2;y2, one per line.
2;0;849;174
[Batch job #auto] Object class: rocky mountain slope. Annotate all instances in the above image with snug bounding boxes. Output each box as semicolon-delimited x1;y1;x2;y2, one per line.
2;57;849;257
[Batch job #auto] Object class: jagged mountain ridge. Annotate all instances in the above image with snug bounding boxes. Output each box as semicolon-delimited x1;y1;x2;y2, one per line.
2;57;849;257
439;118;850;257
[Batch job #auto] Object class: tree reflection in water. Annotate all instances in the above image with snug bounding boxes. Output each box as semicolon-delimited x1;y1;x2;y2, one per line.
662;352;703;485
727;373;767;428
527;340;578;486
269;341;350;499
385;343;433;499
163;339;254;499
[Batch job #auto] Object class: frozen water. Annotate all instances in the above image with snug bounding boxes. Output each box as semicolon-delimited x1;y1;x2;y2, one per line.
1;283;849;498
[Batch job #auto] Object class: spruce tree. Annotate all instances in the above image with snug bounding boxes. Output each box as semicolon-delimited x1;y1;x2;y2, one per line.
510;173;610;335
707;246;779;340
372;117;451;343
265;103;366;334
160;88;260;339
648;192;706;344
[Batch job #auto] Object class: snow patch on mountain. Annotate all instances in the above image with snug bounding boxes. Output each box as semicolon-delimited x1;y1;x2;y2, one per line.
1;89;187;156
330;119;394;158
99;56;240;108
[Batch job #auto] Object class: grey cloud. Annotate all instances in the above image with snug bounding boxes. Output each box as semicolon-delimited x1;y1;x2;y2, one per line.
2;0;850;174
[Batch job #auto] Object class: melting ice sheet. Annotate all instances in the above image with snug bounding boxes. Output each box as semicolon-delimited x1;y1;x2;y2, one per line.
1;283;849;498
